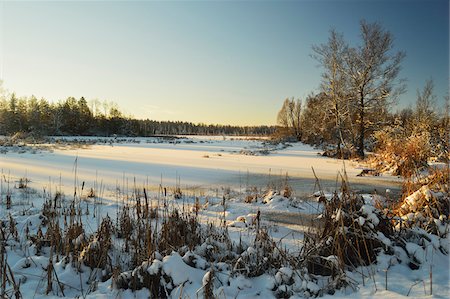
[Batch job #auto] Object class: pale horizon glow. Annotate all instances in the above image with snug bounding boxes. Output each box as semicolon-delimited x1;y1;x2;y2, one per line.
0;0;448;126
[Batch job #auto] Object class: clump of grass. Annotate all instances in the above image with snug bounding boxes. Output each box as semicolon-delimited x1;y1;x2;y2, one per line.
117;205;133;243
7;214;18;242
281;172;293;198
234;226;283;277
297;173;393;296
159;209;201;254
45;221;63;255
0;219;23;298
321;147;357;160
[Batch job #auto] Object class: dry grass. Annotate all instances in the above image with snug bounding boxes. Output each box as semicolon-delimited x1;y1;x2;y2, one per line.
372;129;434;177
159;210;201;254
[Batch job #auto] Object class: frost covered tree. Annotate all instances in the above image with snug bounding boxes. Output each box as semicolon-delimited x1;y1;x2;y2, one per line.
312;29;351;157
300;21;404;156
345;20;406;157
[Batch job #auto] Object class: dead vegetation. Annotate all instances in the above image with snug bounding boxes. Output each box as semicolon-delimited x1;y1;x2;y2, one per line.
370;127;443;177
159;210;201;254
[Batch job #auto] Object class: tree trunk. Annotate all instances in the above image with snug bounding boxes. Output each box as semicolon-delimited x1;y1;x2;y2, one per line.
335;102;344;158
358;95;365;158
337;139;342;158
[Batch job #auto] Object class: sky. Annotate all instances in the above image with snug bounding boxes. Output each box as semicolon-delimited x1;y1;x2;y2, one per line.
0;0;448;126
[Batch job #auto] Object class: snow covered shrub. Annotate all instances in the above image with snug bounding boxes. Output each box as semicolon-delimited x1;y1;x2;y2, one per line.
273;265;354;298
117;252;212;297
80;216;113;272
304;188;393;276
116;258;167;297
306;170;449;281
400;133;432;176
63;222;85;261
394;168;449;237
195;224;235;263
233;228;283;277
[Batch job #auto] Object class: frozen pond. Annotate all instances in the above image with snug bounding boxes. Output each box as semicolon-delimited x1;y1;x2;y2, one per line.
0;136;401;198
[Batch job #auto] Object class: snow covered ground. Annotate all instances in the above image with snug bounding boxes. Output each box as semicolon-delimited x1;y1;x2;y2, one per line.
0;136;447;298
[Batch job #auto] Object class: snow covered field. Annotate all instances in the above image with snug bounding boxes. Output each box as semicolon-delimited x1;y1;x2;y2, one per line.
0;136;447;299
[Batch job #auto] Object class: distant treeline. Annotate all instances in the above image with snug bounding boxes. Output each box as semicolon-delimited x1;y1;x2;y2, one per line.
0;95;275;137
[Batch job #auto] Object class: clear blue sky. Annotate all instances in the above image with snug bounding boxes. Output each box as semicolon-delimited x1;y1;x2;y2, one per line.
0;0;448;125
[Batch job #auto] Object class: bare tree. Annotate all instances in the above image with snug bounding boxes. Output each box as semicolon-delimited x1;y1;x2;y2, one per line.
345;20;406;157
277;97;302;140
312;29;351;157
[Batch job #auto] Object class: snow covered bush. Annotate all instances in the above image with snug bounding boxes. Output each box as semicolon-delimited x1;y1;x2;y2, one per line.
233;228;283;277
304;190;393;276
116;258;167;297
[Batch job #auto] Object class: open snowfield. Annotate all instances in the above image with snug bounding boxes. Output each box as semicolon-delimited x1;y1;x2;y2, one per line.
0;136;447;299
